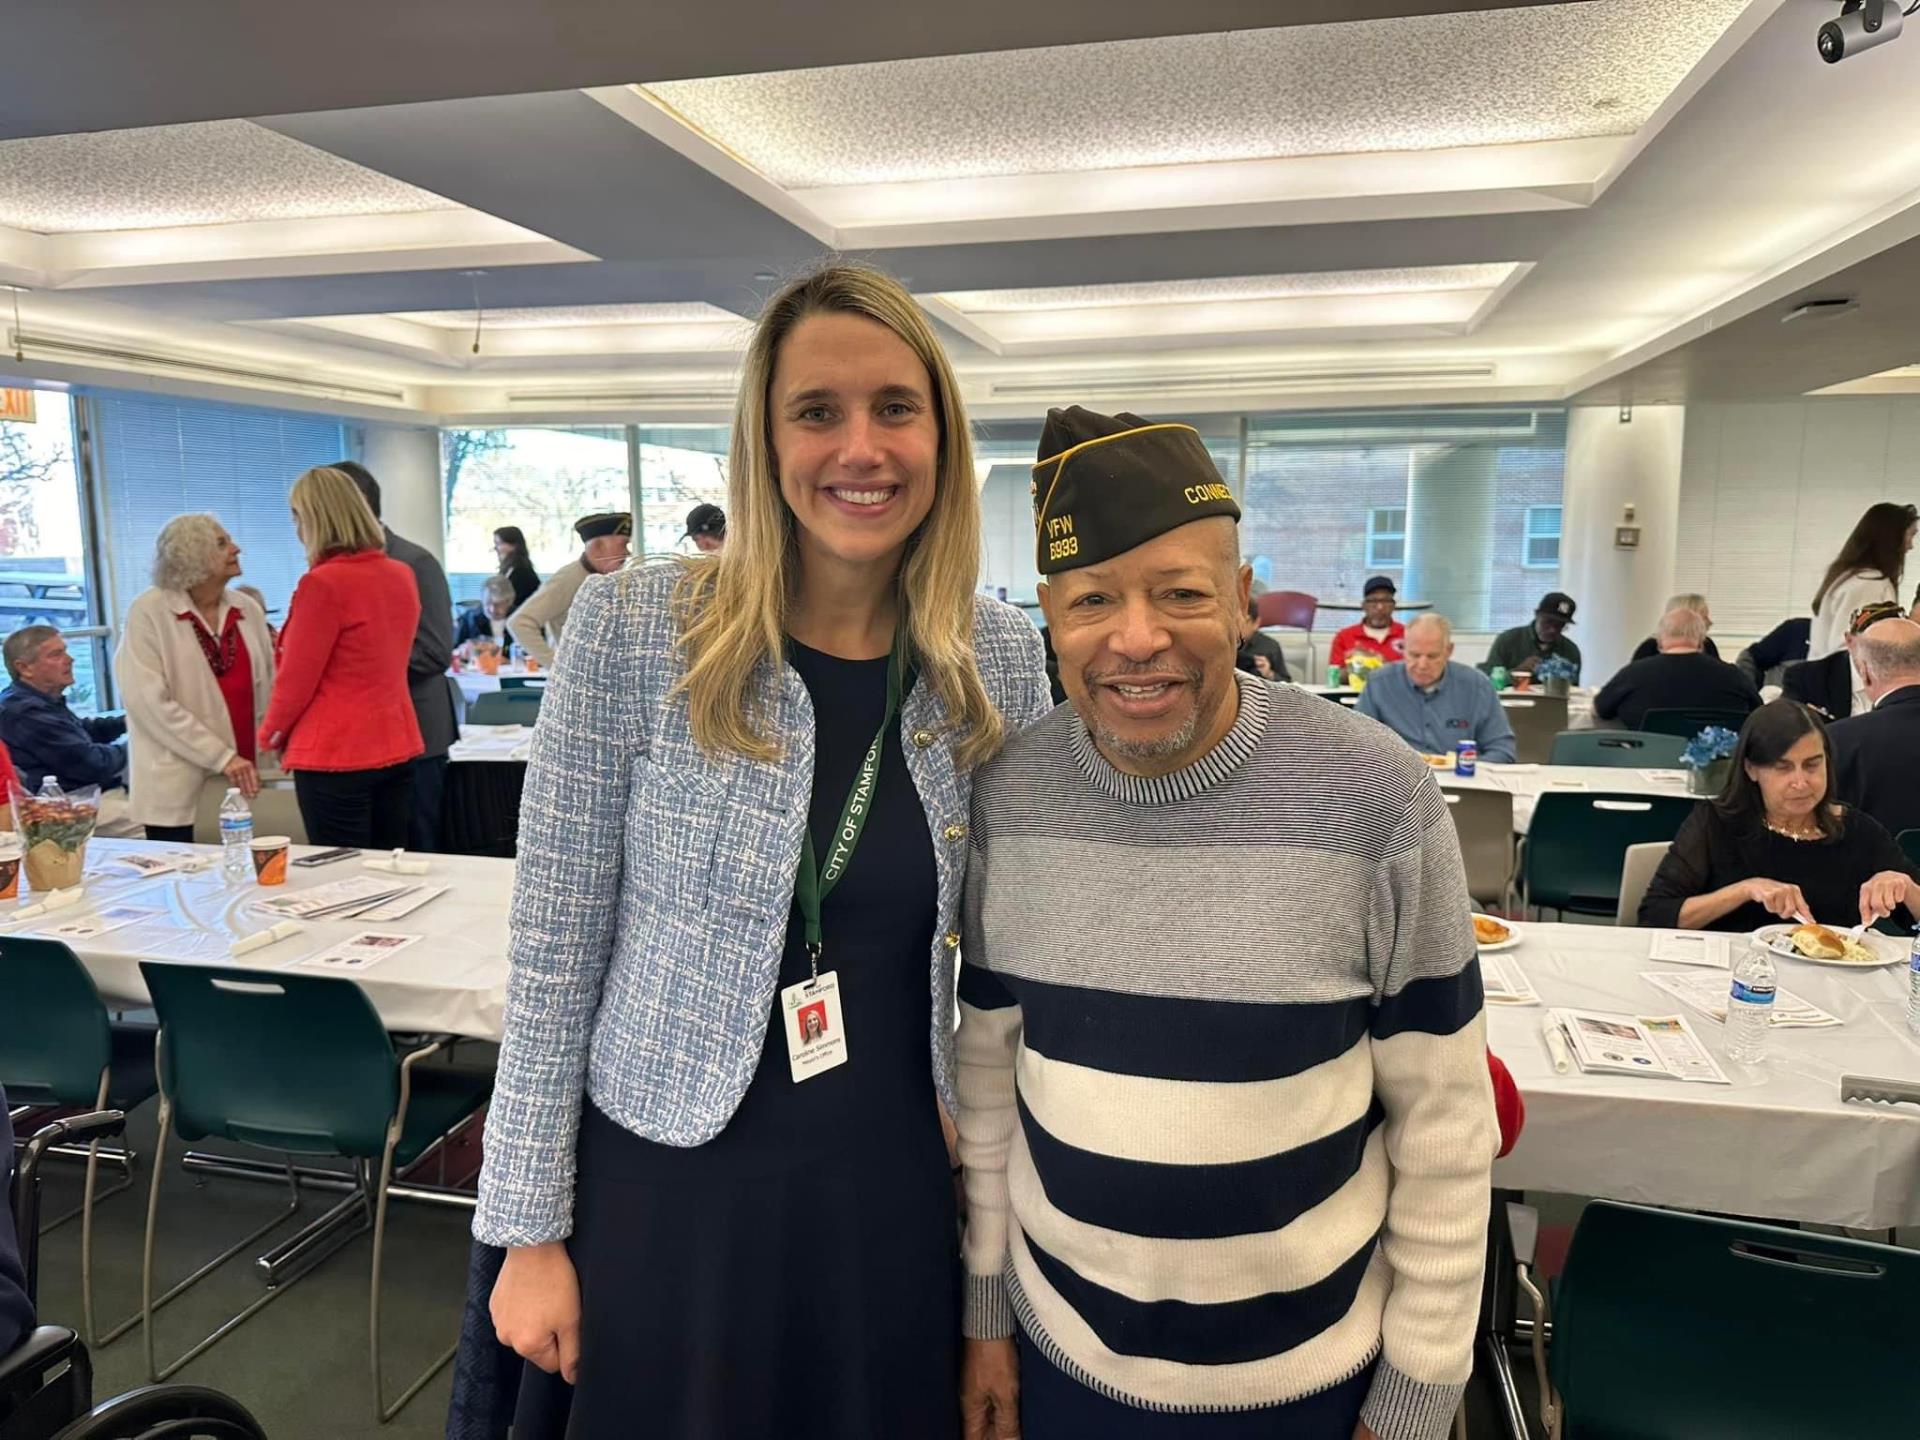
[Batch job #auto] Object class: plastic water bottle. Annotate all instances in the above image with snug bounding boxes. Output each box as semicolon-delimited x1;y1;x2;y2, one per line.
1726;945;1777;1063
218;787;253;883
1906;932;1920;1039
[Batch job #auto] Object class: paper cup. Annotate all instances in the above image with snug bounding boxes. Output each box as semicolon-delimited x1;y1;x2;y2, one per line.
250;835;291;886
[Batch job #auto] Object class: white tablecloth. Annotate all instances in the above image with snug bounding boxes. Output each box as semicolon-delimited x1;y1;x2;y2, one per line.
1440;763;1695;835
449;723;532;764
1488;923;1920;1227
29;838;512;1040
451;665;543;704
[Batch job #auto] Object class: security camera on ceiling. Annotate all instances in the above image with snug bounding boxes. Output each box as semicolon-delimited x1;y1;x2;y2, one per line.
1819;0;1910;62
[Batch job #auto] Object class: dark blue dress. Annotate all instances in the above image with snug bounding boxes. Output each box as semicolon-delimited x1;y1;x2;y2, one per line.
507;640;956;1439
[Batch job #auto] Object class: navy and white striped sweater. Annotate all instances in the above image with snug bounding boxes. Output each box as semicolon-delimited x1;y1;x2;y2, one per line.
954;674;1496;1440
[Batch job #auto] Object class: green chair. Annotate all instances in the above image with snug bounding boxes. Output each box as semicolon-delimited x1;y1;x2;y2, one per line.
1898;829;1920;869
1511;1199;1920;1438
497;675;547;692
1522;792;1696;918
1638;706;1752;739
467;690;540;726
136;962;492;1423
1548;731;1687;768
0;938;159;1345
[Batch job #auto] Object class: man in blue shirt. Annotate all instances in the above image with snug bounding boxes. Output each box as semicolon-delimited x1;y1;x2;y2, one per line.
0;625;127;794
1359;613;1517;762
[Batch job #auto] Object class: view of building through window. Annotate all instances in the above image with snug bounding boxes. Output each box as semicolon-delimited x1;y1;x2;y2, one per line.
0;387;100;711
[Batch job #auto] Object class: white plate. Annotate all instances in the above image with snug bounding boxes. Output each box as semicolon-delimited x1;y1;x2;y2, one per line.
1753;923;1905;968
1473;914;1522;954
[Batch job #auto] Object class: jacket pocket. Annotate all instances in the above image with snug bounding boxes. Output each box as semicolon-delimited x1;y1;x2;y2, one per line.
625;763;724;913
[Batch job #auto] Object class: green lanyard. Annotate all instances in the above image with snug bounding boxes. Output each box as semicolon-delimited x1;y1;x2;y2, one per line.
792;634;909;982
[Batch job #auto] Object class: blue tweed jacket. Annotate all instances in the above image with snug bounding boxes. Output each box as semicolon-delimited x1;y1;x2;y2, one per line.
473;563;1052;1245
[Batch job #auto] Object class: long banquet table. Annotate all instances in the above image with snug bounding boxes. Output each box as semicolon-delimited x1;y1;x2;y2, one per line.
1438;763;1698;834
1487;921;1920;1228
29;837;512;1040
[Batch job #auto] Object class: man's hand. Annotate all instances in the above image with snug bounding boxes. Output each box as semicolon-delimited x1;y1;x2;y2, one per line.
960;1337;1020;1440
1509;653;1539;674
222;757;260;799
1251;654;1275;680
1353;1424;1380;1440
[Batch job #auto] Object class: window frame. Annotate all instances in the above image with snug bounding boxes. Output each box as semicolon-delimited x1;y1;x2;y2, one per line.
1365;505;1407;570
1523;504;1563;569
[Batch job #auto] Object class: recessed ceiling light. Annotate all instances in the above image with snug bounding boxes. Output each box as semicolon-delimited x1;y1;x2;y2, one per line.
752;270;779;282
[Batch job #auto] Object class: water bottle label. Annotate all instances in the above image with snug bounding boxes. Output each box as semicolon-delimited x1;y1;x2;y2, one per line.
1730;980;1776;1005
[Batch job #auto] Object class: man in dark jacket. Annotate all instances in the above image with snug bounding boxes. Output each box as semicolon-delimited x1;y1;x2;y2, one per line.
0;625;126;792
336;461;457;852
1594;607;1760;730
1781;600;1904;721
1;1091;34;1360
1829;617;1920;841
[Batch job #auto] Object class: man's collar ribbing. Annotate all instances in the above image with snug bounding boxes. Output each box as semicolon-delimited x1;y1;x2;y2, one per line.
1069;670;1268;805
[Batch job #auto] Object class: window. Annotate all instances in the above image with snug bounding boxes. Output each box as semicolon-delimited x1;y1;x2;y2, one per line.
0;387;99;710
441;427;631;604
1524;505;1562;568
635;426;728;560
1366;507;1407;569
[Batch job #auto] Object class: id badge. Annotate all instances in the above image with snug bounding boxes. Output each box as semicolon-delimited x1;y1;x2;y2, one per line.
780;970;849;1083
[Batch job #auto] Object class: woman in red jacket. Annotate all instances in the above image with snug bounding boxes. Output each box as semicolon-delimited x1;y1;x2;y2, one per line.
259;466;423;849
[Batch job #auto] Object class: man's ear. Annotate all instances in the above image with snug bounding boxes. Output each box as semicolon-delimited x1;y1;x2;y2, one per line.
1037;582;1054;632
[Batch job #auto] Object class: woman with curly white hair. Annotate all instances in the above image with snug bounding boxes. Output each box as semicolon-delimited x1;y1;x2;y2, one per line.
114;513;275;841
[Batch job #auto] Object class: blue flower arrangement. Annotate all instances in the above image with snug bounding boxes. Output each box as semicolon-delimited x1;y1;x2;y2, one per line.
1680;726;1740;770
1534;655;1578;683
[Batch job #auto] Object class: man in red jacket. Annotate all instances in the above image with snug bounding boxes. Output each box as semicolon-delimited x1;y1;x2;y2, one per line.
1328;576;1407;670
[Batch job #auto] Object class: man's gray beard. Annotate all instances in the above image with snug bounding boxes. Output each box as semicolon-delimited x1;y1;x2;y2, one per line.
1093;704;1200;764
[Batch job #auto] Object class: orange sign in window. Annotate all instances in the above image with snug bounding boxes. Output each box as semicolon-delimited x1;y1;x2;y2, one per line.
0;389;34;424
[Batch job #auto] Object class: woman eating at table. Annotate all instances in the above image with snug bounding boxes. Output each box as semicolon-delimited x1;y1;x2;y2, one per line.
470;263;1050;1439
258;466;422;849
115;514;275;842
1638;698;1920;931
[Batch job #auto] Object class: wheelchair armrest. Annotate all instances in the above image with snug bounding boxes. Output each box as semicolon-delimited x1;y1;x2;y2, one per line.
17;1112;126;1191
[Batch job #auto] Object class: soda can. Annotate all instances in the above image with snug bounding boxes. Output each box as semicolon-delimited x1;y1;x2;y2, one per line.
1327;664;1344;688
1455;740;1478;777
1489;666;1511;691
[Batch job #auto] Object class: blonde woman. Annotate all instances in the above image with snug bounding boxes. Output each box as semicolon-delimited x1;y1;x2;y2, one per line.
258;466;422;848
116;515;275;842
472;265;1051;1439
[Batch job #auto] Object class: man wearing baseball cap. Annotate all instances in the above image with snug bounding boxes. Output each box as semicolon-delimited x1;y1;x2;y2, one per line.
683;502;726;554
1482;590;1581;681
1329;575;1407;671
1783;598;1908;721
505;511;631;668
955;406;1495;1440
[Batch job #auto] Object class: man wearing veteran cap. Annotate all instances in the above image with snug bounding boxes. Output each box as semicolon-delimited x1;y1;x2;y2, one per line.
505;511;631;668
1482;591;1581;682
955;406;1496;1440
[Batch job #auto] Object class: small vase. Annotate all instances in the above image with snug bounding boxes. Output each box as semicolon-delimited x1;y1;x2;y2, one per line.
1544;676;1571;698
1687;758;1731;797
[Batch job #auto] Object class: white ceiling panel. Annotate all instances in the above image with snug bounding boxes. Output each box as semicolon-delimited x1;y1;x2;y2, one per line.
0;119;458;234
394;302;736;329
646;0;1754;188
935;266;1518;311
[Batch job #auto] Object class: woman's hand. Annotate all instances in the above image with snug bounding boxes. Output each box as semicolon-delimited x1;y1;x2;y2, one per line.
222;757;260;799
1859;871;1915;927
1742;877;1811;921
491;1241;582;1384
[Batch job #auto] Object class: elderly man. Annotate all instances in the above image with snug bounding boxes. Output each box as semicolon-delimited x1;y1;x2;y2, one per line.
1782;599;1905;721
1593;608;1760;731
1829;617;1920;839
0;625;127;793
956;407;1496;1440
336;459;457;853
1482;592;1580;680
456;576;518;650
506;512;630;668
683;502;727;554
1629;593;1722;663
1328;575;1406;670
1359;614;1517;764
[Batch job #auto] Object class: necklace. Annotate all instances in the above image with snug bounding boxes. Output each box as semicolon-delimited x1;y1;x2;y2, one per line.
1764;816;1822;842
180;607;240;676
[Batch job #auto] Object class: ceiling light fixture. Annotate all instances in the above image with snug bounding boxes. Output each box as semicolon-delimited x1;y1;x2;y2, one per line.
3;286;23;362
8;330;405;403
1818;0;1912;61
1781;296;1859;322
503;384;738;406
461;270;488;356
985;361;1496;400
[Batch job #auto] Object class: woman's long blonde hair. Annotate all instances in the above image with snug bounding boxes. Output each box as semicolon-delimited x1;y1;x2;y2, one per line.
670;263;1004;770
288;466;384;563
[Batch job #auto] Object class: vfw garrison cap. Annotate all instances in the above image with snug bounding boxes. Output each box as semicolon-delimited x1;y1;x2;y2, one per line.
1031;406;1241;576
574;512;633;541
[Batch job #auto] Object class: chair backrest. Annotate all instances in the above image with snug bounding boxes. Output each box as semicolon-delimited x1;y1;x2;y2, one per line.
1551;1201;1920;1438
468;691;541;726
1524;792;1696;916
1497;693;1569;764
1442;788;1515;908
192;778;307;847
1614;842;1670;926
1549;730;1688;768
445;673;468;728
1256;590;1317;631
1638;706;1752;739
498;675;548;691
139;963;398;1159
0;938;111;1106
